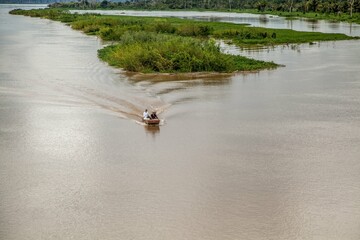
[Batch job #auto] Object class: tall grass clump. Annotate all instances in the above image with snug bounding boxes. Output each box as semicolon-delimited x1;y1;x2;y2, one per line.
98;32;277;73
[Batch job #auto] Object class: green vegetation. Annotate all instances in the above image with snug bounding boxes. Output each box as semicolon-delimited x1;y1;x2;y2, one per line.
98;32;276;72
50;0;360;24
9;8;356;73
240;9;360;24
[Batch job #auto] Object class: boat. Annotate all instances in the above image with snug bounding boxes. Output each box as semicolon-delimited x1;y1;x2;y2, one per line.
143;118;160;126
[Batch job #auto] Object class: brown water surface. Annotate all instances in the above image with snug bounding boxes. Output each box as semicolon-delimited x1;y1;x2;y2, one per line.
1;4;360;240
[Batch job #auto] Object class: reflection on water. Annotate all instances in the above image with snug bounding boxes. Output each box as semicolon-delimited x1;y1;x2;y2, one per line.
1;4;360;240
144;125;160;138
328;21;340;29
259;15;269;24
303;18;319;23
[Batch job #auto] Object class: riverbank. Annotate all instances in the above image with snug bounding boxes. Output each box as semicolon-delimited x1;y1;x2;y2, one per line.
49;2;360;25
242;10;360;25
10;8;355;74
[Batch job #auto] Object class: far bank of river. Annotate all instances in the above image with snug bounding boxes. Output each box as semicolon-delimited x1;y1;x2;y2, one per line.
70;9;360;37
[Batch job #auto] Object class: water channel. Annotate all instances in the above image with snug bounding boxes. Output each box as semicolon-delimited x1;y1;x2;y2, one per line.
1;4;360;240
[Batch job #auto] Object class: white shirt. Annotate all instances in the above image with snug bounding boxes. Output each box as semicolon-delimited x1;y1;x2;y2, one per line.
143;111;149;119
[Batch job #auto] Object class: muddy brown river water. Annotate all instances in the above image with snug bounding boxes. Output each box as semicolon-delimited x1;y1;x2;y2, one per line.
1;4;360;240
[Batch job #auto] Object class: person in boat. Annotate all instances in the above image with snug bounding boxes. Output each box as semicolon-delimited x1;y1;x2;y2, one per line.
143;109;150;119
150;111;158;119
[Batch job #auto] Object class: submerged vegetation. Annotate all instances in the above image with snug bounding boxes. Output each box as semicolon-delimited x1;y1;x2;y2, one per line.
10;8;356;73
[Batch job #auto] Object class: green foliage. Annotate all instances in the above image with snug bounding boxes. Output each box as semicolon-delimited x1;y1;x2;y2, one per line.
48;0;360;24
98;32;277;73
152;21;177;33
176;24;213;37
214;28;275;40
9;8;67;19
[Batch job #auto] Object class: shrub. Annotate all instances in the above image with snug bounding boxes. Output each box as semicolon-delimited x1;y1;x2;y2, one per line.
176;24;213;37
153;21;176;33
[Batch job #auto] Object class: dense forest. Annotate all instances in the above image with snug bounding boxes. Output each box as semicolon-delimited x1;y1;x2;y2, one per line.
49;0;360;16
0;0;56;3
127;0;359;14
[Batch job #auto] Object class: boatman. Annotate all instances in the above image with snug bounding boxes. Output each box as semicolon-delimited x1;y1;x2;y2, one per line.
151;111;158;119
143;109;150;119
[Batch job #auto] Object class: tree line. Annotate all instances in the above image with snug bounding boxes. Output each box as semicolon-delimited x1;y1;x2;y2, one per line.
116;0;359;15
49;0;359;17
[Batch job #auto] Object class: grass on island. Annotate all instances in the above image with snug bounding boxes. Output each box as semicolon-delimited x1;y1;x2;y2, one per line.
97;32;276;73
9;8;356;73
238;9;360;25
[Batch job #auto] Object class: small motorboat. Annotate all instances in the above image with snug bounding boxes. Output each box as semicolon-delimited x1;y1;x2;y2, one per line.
143;118;160;126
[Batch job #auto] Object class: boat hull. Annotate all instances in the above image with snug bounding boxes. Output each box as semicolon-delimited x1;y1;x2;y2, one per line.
143;118;160;126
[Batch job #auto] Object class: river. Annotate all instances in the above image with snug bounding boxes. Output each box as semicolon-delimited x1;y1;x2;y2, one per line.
1;4;360;240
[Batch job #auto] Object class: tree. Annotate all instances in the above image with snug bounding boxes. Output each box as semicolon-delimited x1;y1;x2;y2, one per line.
287;0;294;12
349;0;355;16
256;0;268;11
100;0;109;8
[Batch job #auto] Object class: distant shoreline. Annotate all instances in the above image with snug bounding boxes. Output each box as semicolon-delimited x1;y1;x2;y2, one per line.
47;1;360;25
